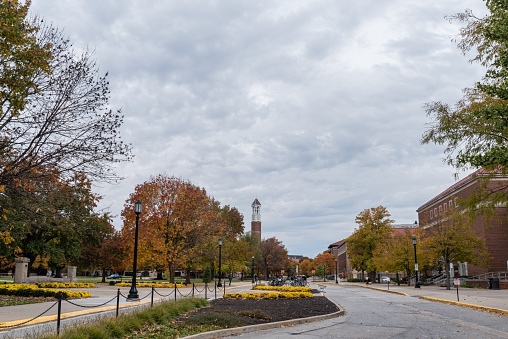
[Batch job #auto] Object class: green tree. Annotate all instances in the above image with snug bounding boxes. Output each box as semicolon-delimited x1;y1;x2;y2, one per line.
373;228;424;286
202;265;212;283
0;0;52;119
346;206;394;281
422;209;490;290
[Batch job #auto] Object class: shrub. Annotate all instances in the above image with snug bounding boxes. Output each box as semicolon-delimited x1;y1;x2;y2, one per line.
253;285;312;292
184;311;244;328
238;310;271;321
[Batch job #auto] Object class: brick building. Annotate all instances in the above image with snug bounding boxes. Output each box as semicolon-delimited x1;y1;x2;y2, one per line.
416;170;508;277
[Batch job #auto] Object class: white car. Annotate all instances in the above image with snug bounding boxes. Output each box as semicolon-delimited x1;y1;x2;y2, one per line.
381;276;391;283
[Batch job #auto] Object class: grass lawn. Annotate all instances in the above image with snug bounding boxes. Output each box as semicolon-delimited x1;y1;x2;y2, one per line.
0;295;49;307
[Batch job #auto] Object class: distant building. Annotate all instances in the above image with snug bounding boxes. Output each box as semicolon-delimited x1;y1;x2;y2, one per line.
251;198;261;242
328;240;355;278
288;255;303;262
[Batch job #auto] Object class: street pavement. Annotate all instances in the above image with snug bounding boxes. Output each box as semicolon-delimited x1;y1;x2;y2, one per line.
0;280;507;338
224;283;508;339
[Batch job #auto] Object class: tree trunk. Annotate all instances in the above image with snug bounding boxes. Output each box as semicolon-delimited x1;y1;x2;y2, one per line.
156;269;163;280
169;264;175;284
185;268;191;284
101;269;106;283
445;259;451;290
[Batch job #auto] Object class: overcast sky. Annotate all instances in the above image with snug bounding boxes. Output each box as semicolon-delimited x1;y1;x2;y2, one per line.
30;0;489;258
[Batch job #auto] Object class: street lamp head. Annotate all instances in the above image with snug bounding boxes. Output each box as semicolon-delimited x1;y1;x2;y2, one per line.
218;238;222;246
252;256;254;259
134;201;142;215
412;236;417;245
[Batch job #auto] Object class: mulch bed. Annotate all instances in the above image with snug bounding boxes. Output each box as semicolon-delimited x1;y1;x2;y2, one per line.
177;296;340;326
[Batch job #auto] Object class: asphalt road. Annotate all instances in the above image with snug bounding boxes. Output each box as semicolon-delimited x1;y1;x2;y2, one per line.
227;285;508;339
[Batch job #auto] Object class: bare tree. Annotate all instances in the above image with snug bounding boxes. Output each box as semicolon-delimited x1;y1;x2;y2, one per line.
0;17;132;188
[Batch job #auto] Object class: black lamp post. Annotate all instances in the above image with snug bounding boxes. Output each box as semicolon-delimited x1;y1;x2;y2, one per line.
335;258;338;284
251;256;255;284
127;201;142;301
217;238;223;288
412;236;420;288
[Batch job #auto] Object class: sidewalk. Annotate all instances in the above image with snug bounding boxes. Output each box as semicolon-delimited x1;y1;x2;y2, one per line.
0;281;252;334
319;281;508;314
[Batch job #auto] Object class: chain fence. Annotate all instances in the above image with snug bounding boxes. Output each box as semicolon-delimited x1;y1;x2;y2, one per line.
0;281;226;336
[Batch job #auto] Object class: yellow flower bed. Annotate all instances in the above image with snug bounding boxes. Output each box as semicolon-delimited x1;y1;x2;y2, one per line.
253;285;312;293
36;282;95;288
0;283;91;299
224;292;313;300
114;282;185;288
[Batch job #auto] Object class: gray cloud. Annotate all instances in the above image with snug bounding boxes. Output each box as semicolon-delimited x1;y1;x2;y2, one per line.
30;0;489;257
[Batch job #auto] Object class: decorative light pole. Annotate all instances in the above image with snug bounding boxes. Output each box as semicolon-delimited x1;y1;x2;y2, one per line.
335;258;338;284
127;201;142;301
251;256;255;284
412;236;420;288
217;238;223;288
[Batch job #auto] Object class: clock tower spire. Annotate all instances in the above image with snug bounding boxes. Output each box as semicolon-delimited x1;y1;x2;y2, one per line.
251;198;261;242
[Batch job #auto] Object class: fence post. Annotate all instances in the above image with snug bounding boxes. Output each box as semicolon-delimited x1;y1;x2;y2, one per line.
174;282;177;301
223;278;226;295
192;283;195;297
151;287;154;307
214;281;217;299
205;282;207;299
116;288;120;318
57;292;62;336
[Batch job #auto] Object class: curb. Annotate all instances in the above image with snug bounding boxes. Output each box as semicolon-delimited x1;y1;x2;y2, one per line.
182;296;345;339
326;283;508;316
419;296;508;316
315;283;408;296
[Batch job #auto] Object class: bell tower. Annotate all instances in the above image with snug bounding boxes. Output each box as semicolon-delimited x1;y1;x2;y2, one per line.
251;198;261;242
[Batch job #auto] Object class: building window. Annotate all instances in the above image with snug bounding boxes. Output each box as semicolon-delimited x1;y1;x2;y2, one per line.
434;208;437;216
444;203;447;211
449;200;452;209
454;198;459;208
430;210;433;219
439;206;442;214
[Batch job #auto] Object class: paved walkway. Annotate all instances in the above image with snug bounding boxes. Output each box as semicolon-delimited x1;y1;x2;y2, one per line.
0;280;253;337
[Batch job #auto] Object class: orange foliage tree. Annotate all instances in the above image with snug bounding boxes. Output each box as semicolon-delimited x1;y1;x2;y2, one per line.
121;174;244;283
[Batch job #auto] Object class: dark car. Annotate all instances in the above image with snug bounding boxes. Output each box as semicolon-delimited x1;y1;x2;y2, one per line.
106;274;121;279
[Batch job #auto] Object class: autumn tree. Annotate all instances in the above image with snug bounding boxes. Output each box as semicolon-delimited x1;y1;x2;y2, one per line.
299;258;312;276
373;228;425;286
346;206;394;281
0;169;107;274
121;174;244;283
421;209;490;290
257;237;289;279
313;251;336;276
78;219;127;282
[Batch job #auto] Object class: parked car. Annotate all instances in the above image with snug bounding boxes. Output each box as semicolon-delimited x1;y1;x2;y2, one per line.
381;276;391;283
107;274;121;279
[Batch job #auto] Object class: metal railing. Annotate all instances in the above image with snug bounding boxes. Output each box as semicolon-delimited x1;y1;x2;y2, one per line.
467;271;508;281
